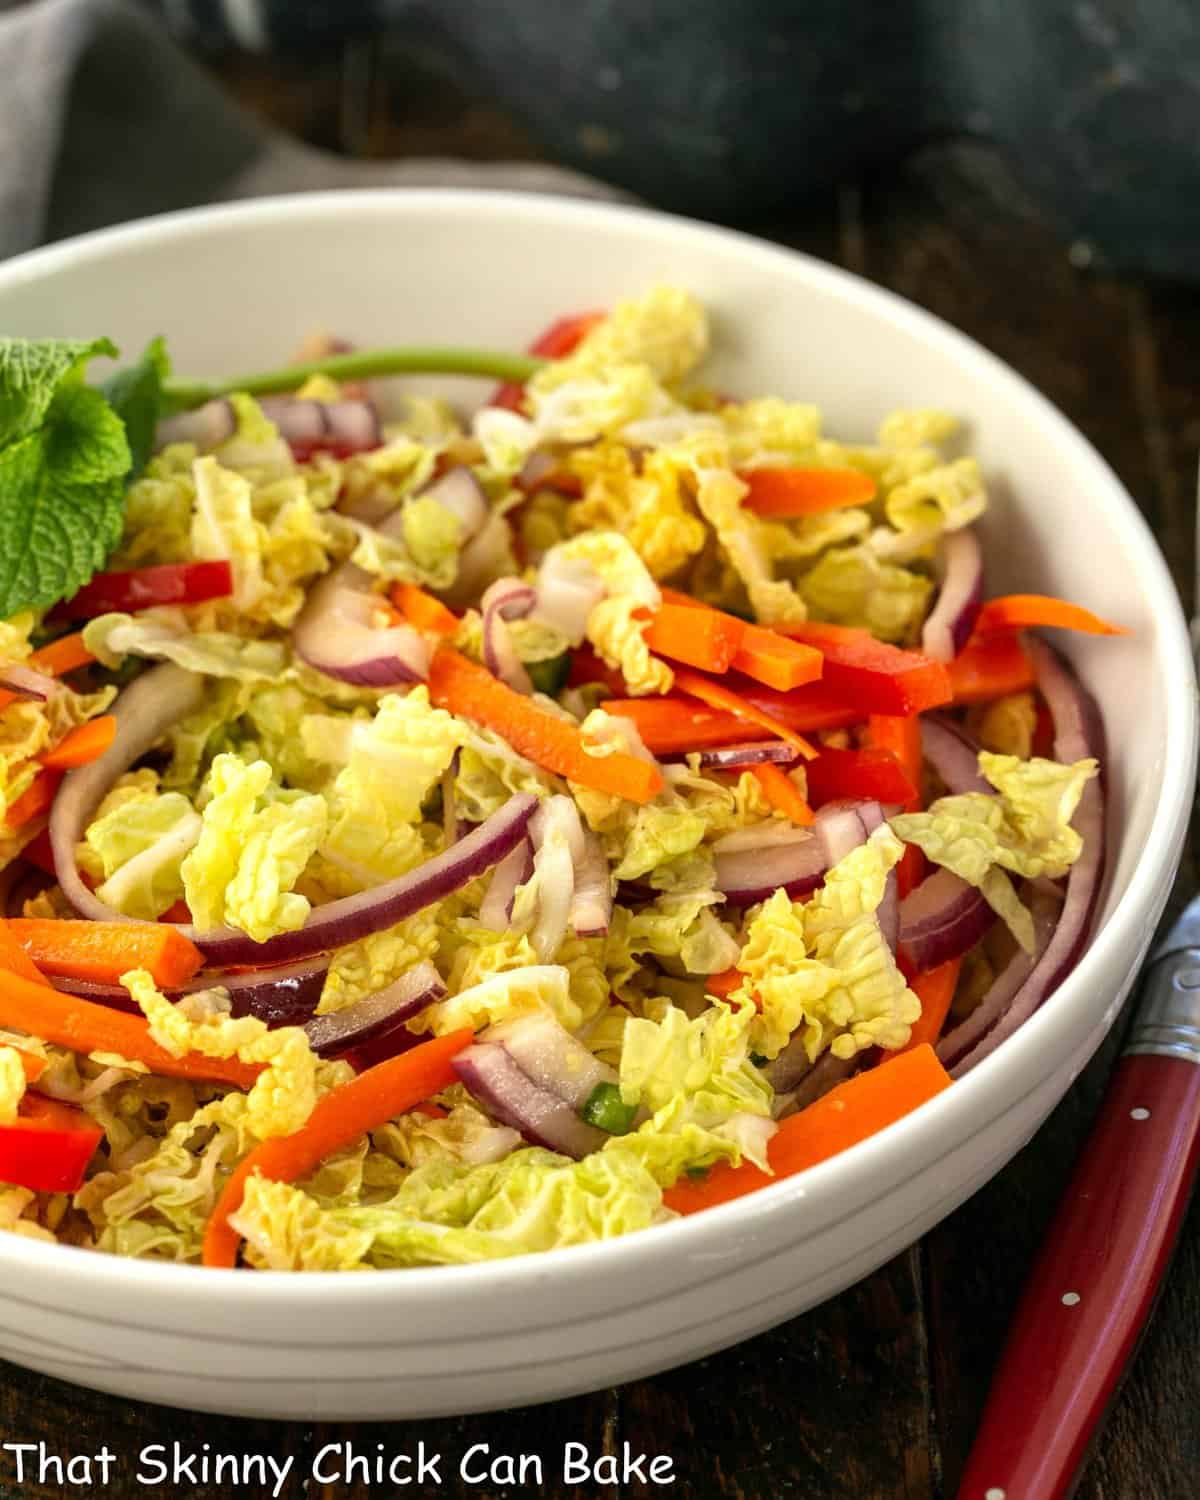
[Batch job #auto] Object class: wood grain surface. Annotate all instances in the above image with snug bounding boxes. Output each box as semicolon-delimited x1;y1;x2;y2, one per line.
1;35;1197;1500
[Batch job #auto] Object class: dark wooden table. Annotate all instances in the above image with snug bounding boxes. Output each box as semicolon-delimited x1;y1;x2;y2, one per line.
3;36;1199;1500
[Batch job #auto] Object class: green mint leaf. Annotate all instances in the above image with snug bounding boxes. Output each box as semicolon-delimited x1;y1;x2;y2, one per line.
101;337;169;482
0;337;117;448
0;337;130;616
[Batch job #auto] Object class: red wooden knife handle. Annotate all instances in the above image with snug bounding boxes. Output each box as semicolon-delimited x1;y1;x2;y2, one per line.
957;1050;1200;1499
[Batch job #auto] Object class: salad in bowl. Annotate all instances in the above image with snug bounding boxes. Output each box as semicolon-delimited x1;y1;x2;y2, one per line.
0;287;1123;1271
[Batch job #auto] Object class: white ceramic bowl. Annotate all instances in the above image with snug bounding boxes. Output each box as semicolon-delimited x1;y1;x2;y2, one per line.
0;192;1193;1420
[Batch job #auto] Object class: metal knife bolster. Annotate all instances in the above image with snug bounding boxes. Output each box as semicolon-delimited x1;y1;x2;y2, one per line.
1124;947;1200;1063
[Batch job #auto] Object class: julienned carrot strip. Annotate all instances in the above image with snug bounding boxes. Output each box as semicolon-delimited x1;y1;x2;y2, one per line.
864;714;925;896
0;917;51;987
948;632;1036;704
429;648;662;804
38;716;116;771
601;699;775;754
0;967;262;1088
3;770;62;830
601;683;863;753
28;633;94;678
663;1044;952;1215
975;594;1129;638
391;582;460;637
0;633;96;713
733;627;824;691
705;968;742;999
738;466;877;517
642;603;745;673
203;1029;474;1268
14;1049;47;1084
671;668;818;759
7;918;204;988
898;959;962;1055
751;763;815;825
658;589;824;691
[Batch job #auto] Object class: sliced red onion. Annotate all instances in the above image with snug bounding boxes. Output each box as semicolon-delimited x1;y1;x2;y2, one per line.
515;450;560;493
0;664;58;701
878;867;899;953
898;866;996;972
921;716;990;794
257;397;327;446
570;828;612;937
418;466;489;541
921;528;983;661
715;833;827;906
688;741;799;770
713;823;818;856
947;640;1107;1076
292;562;430;687
486;1011;617;1111
256;397;383;456
53;956;331;1027
767;1046;856;1110
788;1050;858;1112
50;663;207;925
441;512;512;610
481;577;537;694
714;800;885;906
478;838;533;932
938;882;1064;1073
52;689;538;964
528;796;583;960
154;399;236;453
440;753;459;849
817;799;885;864
453;1041;608;1158
532;549;606;645
325;400;383;454
303;960;445;1057
185;792;539;967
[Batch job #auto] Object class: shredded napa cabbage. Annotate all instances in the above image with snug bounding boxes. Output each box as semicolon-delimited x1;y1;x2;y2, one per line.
734;827;920;1062
890;752;1099;951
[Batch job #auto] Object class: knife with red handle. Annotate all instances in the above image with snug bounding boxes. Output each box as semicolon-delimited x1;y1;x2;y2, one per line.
960;918;1200;1494
957;918;1200;1500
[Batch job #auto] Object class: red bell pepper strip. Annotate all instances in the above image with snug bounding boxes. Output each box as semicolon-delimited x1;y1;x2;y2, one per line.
735;679;867;734
48;561;234;622
489;311;606;411
948;632;1036;704
805;747;919;808
0;1094;103;1193
567;646;630;697
864;714;926;896
776;622;953;715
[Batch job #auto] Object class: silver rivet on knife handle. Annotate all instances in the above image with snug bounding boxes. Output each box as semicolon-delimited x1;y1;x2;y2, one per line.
1124;948;1200;1063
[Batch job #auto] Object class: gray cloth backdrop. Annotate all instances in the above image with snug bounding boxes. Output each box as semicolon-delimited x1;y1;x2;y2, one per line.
0;0;621;263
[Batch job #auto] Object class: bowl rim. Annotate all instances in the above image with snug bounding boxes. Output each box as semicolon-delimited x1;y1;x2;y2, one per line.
0;187;1193;1311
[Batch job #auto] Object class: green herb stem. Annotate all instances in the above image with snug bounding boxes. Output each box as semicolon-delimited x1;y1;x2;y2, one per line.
164;346;549;411
580;1082;638;1136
